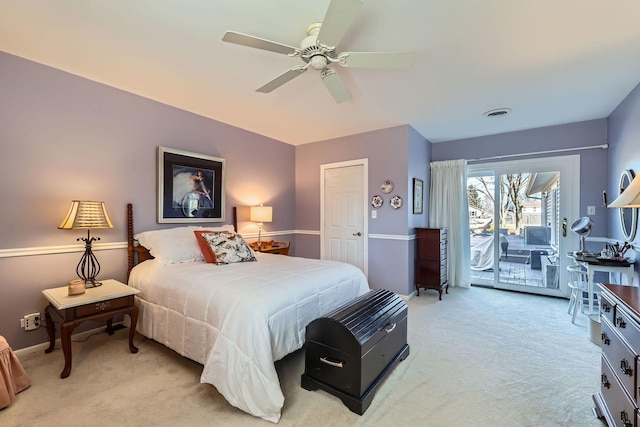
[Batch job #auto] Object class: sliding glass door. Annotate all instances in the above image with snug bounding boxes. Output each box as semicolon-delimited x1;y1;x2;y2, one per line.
468;156;580;297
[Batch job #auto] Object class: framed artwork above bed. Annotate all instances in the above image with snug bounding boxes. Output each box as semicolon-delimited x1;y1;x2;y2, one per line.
157;146;226;223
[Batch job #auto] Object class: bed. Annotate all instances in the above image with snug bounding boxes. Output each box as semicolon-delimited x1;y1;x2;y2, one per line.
125;204;370;422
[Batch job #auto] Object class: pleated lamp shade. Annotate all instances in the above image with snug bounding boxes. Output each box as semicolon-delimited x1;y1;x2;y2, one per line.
58;201;113;230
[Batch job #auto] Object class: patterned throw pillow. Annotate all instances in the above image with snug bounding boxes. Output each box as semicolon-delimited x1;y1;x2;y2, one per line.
201;231;256;265
193;226;235;263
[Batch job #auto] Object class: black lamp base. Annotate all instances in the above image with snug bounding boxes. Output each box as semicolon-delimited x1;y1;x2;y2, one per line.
77;230;102;287
84;279;102;288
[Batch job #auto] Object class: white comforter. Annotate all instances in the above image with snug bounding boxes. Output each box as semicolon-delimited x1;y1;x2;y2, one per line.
128;253;369;422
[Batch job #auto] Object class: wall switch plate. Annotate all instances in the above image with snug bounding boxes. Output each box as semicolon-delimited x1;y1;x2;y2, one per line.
371;210;377;219
587;205;596;215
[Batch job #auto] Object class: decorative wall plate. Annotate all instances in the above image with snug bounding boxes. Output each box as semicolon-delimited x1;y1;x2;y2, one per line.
371;195;383;208
390;195;402;209
380;179;394;194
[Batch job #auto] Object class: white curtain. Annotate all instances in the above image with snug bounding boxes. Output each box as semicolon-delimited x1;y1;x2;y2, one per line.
429;159;471;288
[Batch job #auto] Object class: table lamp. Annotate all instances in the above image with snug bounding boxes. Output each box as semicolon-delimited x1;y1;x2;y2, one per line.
58;200;113;287
250;205;272;249
608;173;640;208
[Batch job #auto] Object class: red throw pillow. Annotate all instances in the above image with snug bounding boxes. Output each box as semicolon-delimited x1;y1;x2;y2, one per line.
194;230;219;263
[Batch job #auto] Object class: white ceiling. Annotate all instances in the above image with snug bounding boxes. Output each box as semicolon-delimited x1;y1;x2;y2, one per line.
2;1;640;146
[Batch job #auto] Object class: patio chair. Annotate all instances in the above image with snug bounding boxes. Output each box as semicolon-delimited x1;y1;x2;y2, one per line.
566;264;598;324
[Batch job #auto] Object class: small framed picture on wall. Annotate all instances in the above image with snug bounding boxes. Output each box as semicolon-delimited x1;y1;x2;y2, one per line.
413;178;424;214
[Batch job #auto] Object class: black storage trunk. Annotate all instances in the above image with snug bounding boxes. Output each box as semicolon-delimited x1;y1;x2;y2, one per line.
301;288;410;415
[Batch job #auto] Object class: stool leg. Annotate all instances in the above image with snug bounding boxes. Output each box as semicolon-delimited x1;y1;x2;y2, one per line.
568;289;577;316
572;293;582;324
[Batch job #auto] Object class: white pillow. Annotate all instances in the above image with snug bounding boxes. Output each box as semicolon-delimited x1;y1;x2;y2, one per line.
135;225;234;264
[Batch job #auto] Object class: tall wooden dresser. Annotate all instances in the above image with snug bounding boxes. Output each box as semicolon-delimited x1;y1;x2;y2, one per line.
415;228;448;300
594;283;640;427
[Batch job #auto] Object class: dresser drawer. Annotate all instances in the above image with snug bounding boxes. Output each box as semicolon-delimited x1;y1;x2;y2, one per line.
601;355;637;427
614;305;640;354
602;318;637;400
73;296;132;318
637;357;640;407
601;291;615;326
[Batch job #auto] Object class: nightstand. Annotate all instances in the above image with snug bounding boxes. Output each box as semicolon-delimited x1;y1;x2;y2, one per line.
42;279;140;378
250;240;290;255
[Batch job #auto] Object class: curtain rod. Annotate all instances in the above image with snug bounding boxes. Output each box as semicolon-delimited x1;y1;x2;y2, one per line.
468;143;608;163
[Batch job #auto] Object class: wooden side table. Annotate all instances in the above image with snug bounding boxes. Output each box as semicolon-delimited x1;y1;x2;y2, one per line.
42;279;140;378
251;240;290;255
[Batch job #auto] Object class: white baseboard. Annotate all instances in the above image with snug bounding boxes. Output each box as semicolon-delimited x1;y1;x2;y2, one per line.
400;291;416;301
13;322;124;358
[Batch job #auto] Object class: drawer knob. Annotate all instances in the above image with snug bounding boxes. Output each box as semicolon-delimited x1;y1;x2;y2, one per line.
620;359;633;376
96;302;110;311
601;333;610;346
601;374;610;389
620;410;632;427
616;316;627;328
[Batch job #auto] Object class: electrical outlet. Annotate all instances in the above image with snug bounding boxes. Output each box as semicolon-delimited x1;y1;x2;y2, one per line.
371;210;377;219
23;312;40;331
587;205;596;215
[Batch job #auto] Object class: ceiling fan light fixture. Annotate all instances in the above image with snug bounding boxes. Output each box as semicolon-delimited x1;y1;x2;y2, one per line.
483;108;512;118
310;55;328;70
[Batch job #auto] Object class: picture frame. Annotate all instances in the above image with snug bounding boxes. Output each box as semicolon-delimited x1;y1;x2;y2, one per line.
413;178;424;214
157;146;226;223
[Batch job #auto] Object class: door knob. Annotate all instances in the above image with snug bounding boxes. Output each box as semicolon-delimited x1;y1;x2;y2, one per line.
353;232;362;236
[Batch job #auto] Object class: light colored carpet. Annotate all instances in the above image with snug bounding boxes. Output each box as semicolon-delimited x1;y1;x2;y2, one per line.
1;286;605;427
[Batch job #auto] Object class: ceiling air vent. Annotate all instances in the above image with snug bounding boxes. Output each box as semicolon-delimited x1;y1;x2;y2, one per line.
483;108;511;117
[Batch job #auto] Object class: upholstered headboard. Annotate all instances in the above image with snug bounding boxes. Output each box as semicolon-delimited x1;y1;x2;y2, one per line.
126;203;238;281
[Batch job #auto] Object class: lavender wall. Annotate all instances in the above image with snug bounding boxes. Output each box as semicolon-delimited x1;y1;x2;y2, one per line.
4;45;635;351
431;119;610;239
406;127;431;287
0;52;295;350
607;82;640;285
408;126;431;229
295;126;431;296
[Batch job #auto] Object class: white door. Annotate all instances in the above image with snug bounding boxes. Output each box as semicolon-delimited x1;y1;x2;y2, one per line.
321;159;368;275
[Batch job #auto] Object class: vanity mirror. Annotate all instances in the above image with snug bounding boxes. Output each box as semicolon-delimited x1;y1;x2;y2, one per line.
618;169;637;241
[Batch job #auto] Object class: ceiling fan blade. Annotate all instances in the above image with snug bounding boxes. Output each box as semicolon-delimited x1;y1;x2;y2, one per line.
256;66;308;93
339;51;414;69
222;31;299;56
316;0;363;49
321;68;352;104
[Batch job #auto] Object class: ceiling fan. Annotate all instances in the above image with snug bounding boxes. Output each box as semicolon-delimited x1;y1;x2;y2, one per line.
222;0;414;103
